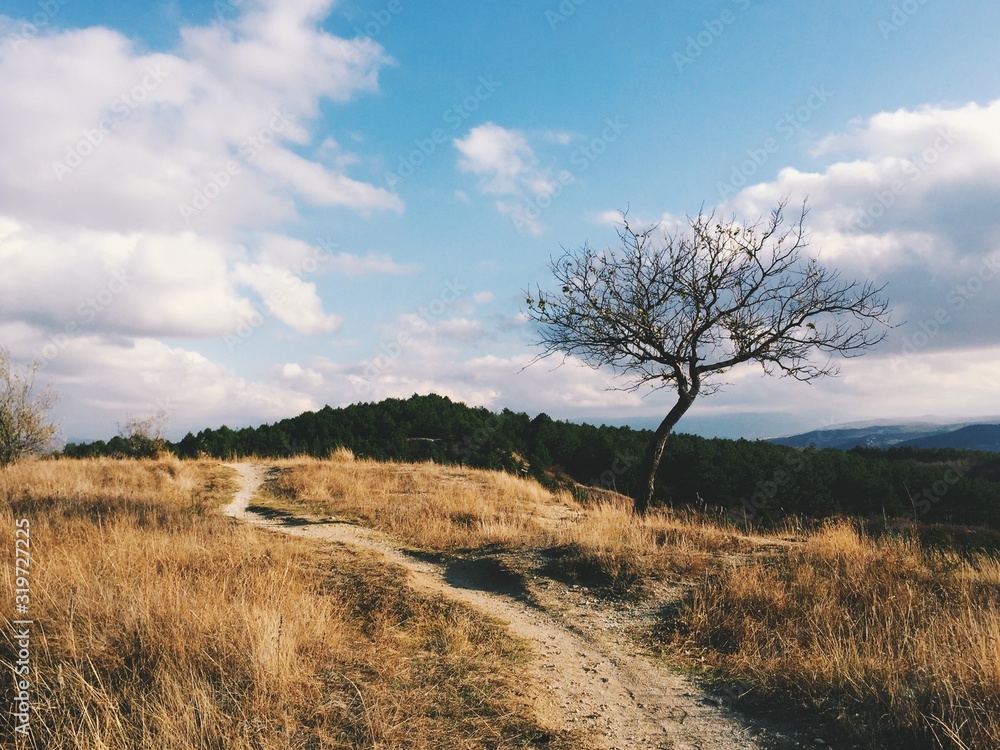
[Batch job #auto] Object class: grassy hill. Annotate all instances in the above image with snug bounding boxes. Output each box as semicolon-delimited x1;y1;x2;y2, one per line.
63;394;1000;529
3;455;998;748
0;458;565;749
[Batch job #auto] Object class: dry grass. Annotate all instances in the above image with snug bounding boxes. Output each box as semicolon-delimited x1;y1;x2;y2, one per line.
265;458;1000;746
267;459;749;587
0;457;562;749
266;457;573;551
547;495;751;593
24;455;994;747
668;519;1000;749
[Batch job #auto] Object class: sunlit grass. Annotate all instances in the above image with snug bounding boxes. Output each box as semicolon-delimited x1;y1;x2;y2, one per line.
266;456;572;550
268;457;1000;748
667;519;1000;749
0;457;562;749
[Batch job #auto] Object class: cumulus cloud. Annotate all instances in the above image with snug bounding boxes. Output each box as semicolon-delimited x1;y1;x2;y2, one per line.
0;2;413;328
455;123;541;194
0;2;401;234
682;99;1000;359
454;122;563;235
0;217;255;337
0;322;318;440
0;0;420;436
276;362;326;389
233;262;343;335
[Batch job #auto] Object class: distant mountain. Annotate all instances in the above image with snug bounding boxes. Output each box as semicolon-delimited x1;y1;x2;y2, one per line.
898;424;1000;452
770;421;1000;452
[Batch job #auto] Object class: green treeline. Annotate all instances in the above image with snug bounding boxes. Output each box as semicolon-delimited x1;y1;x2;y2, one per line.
63;394;1000;528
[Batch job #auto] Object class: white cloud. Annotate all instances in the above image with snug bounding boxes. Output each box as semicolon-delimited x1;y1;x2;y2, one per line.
454;122;564;234
233;263;343;335
0;1;417;345
276;362;325;389
701;99;1000;357
595;209;626;227
544;130;574;145
0;2;401;235
0;0;433;438
0;217;254;337
251;234;416;276
455;123;541;195
435;317;485;343
0;322;318;440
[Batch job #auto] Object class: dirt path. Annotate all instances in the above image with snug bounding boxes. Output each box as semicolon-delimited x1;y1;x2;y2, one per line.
223;463;785;750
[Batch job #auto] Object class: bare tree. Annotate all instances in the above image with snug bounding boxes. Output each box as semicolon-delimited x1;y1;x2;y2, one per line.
525;200;892;515
118;410;169;458
0;347;59;466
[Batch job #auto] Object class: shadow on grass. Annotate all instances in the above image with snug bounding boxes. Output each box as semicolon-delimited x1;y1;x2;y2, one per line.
246;504;339;527
443;555;535;604
539;544;647;600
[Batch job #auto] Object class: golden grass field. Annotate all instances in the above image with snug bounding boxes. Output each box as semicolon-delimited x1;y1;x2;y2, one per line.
0;457;561;749
672;520;1000;749
2;454;999;748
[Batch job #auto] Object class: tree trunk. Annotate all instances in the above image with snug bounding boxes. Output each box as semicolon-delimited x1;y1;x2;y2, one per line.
635;390;697;516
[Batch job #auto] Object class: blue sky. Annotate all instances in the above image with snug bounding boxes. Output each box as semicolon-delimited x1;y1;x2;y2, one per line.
1;0;999;441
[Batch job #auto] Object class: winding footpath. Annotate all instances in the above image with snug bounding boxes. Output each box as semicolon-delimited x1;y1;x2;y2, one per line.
223;463;789;750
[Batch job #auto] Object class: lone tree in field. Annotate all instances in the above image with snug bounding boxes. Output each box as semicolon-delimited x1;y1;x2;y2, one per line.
0;347;59;466
525;200;891;515
118;411;169;459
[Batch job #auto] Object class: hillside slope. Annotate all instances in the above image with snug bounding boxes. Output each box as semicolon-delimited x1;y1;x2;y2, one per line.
899;423;1000;451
